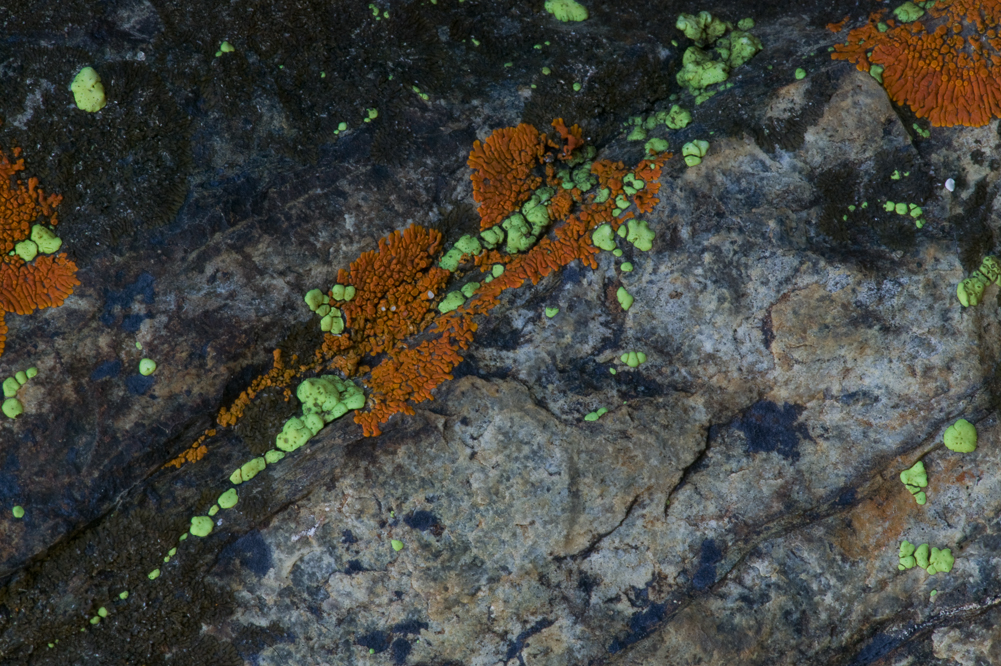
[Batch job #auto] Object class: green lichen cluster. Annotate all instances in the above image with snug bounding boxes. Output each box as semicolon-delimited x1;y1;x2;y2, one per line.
544;0;588;22
675;12;762;104
882;200;924;229
272;375;366;453
957;256;1001;307
682;140;709;167
898;540;954;574
11;225;64;262
70;66;107;113
620;351;647;367
900;460;928;505
584;406;608;421
624;105;692;145
943;418;977;453
2;365;37;419
305;285;355;333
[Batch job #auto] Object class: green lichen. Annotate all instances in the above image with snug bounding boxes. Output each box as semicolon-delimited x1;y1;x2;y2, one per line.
14;240;37;262
620;351;647;367
391;538;405;551
545;307;559;318
794;68;806;80
437;291;466;314
625;219;655;251
12;505;24;518
2;377;18;398
584;407;609;421
644;137;669;154
439;234;483;271
899;540;955;574
230;456;266;484
264;449;285;464
617;286;634;311
148;569;161;580
957;256;1001;307
70;67;107;113
190;516;214;538
591;224;617;251
900;460;928;505
682;140;709;167
139;358;157;376
215;41;235;57
460;282;480;298
621;262;633;272
893;1;925;22
943;418;977;453
676;11;729;46
2;398;23;419
544;0;588;22
869;64;884;84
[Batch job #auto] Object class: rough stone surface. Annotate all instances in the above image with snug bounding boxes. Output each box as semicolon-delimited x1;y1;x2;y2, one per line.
3;1;1001;665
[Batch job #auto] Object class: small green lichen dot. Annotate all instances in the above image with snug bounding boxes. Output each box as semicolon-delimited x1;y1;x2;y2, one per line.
119;591;129;600
943;419;977;453
391;539;404;551
12;505;24;518
139;358;157;376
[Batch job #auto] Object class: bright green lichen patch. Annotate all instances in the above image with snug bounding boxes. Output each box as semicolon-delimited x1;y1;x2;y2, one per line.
439;234;483;271
617;287;634;311
189;516;214;538
675;12;762;103
544;0;588;22
625;219;655;251
584;407;609;421
70;66;107;113
274;375;365;452
391;539;404;551
218;488;238;509
2;377;18;398
882;200;925;228
545;307;559;318
2;398;23;419
943;418;977;453
898;540;954;574
682;140;710;167
139;358;157;376
264;449;285;464
621;262;633;272
957;255;1001;306
620;351;647;368
794;67;806;80
591;224;617;251
12;505;24;518
148;569;161;580
437;290;466;314
900;460;928;505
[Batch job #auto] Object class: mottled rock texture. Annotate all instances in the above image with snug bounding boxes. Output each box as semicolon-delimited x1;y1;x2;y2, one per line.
2;0;1001;665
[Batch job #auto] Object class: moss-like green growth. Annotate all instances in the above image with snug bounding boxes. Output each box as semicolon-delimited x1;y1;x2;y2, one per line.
2;377;18;398
625;219;655;251
12;505;24;518
218;488;239;509
391;538;405;551
148;569;161;580
544;0;588;22
620;351;647;367
892;1;925;22
138;358;157;376
682;140;710;167
545;307;559;318
900;460;928;505
943;418;977;453
715;30;763;69
264;449;285;464
794;68;806;80
584;407;609;421
437;290;466;314
677;46;729;91
617;286;634;311
190;516;214;538
591;224;617;251
658;105;692;129
2;398;24;419
70;67;107;113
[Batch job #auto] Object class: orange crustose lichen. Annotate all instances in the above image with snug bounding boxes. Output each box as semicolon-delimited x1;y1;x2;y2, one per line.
168;120;672;461
0;129;79;359
831;0;1001;127
467;123;551;230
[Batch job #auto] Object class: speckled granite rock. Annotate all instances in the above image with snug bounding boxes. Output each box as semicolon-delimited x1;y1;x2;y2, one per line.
3;1;1001;664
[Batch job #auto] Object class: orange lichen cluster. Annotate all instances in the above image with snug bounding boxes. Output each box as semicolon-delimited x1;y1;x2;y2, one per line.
467;123;551;230
831;0;1001;127
167;120;672;465
0;131;79;359
337;226;451;356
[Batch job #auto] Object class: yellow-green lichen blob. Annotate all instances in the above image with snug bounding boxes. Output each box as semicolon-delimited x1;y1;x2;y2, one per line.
12;505;24;518
943;419;977;453
544;0;588;22
71;67;107;112
139;358;157;376
218;488;239;509
2;398;24;419
190;516;214;538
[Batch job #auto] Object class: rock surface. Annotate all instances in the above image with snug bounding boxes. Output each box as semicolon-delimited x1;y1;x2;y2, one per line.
2;0;1001;665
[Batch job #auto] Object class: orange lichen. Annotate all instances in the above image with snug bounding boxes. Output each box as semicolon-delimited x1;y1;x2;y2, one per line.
551;117;585;160
167;121;672;466
0;129;78;360
831;0;1001;127
467;123;551;230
